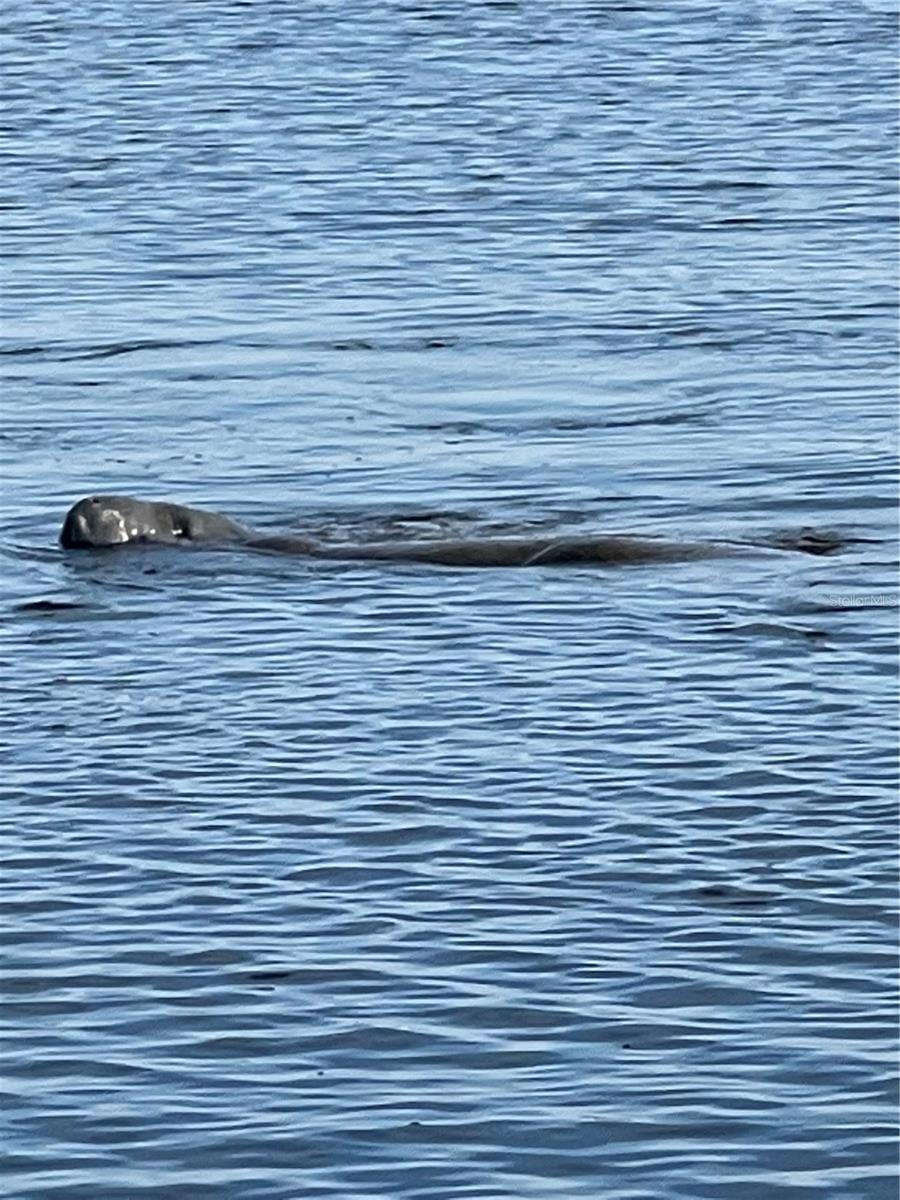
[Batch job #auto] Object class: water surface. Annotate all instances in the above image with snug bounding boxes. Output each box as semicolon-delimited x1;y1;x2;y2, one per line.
1;2;897;1198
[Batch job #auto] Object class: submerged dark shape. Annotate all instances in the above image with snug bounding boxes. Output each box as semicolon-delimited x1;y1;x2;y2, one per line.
59;494;843;568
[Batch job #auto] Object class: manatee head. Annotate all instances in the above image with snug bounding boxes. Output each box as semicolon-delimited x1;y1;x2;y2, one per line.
60;495;194;548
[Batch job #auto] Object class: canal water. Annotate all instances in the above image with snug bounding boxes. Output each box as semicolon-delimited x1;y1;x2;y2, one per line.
2;2;897;1198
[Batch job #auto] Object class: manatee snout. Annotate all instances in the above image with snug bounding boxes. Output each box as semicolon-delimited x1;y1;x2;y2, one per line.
60;496;133;548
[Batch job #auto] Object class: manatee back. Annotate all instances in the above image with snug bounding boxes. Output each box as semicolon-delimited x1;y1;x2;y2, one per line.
169;503;248;543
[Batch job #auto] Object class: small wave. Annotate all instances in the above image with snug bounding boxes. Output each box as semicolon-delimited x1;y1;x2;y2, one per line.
0;338;220;363
404;406;713;438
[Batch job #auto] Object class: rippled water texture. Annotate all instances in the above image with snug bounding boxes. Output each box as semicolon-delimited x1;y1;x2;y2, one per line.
2;2;898;1198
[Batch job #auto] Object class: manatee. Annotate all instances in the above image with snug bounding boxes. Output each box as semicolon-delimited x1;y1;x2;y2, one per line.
59;494;843;568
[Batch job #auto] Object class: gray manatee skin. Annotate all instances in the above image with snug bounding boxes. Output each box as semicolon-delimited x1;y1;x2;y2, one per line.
60;495;249;549
279;533;738;567
60;494;840;567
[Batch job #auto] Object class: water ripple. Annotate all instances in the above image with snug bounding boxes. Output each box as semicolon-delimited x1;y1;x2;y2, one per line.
1;1;896;1198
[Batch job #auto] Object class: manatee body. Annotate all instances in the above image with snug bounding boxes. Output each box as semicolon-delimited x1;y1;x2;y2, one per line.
59;494;840;567
282;533;733;567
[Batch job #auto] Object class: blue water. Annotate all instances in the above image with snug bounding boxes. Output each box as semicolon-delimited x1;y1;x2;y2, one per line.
2;3;898;1198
